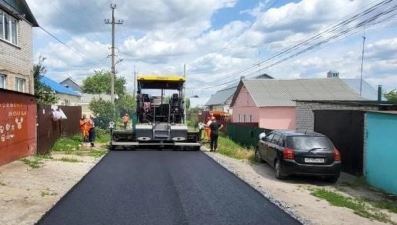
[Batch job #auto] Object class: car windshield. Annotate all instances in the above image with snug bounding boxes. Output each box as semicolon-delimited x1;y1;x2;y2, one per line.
286;136;334;151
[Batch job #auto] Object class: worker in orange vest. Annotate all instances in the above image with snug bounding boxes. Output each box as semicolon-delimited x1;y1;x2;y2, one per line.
204;116;212;142
79;114;90;142
122;113;130;129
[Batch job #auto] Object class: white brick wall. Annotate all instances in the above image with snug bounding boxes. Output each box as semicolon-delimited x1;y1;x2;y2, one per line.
0;19;34;94
295;101;378;131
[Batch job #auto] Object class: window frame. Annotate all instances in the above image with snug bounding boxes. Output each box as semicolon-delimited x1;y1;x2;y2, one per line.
15;77;25;92
0;74;6;88
0;9;18;45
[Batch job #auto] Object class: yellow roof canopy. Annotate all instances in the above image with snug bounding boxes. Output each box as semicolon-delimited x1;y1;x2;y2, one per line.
137;75;186;82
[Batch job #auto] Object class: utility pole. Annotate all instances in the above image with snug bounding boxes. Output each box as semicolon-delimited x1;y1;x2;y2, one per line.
183;64;187;124
105;3;123;105
360;35;366;96
133;66;137;99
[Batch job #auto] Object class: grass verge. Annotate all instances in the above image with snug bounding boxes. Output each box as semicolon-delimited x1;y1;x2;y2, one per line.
310;188;396;224
204;135;255;162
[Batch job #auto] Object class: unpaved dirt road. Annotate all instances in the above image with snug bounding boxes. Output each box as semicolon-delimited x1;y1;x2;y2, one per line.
0;153;101;225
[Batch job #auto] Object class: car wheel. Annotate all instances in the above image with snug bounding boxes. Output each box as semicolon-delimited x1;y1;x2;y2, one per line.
325;174;340;183
255;147;264;163
275;160;287;180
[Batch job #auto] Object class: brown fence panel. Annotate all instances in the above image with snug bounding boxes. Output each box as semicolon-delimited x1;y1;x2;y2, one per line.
37;105;82;154
58;106;82;137
0;89;37;166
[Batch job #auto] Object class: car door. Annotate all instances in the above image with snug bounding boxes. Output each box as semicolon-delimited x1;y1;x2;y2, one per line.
268;133;282;166
260;132;275;164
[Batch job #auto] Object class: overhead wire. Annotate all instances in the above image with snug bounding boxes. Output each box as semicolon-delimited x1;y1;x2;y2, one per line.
197;0;396;90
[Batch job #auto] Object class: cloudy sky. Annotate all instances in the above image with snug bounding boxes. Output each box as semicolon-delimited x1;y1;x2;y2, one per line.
26;0;397;106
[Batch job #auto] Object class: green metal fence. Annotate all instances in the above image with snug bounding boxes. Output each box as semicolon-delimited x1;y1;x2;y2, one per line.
227;123;272;148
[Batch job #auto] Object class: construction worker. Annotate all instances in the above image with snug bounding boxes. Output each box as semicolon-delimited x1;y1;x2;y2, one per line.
79;114;89;142
88;115;96;147
122;113;130;129
205;116;212;142
209;116;223;152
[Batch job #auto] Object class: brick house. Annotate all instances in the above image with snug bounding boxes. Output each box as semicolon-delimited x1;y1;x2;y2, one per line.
0;0;38;94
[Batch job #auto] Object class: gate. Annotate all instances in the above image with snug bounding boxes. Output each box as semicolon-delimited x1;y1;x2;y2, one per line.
313;110;365;175
0;89;37;166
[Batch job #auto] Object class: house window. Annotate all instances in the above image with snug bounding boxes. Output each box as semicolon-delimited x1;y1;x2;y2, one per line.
238;114;241;122
249;115;252;122
0;10;18;45
0;74;6;88
15;77;25;92
243;115;246;122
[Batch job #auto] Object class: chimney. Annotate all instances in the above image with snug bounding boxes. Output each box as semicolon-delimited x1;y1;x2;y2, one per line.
240;76;245;80
378;85;382;102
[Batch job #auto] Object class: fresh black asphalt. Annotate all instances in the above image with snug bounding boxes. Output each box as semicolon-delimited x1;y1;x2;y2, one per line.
36;151;302;225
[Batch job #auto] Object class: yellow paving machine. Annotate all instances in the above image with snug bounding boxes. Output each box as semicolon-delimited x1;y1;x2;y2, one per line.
109;75;201;150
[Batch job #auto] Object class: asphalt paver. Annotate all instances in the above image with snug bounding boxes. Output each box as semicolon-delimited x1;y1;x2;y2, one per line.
36;151;302;225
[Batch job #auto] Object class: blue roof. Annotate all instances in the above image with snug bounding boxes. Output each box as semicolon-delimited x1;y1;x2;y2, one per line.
40;76;81;97
341;79;384;101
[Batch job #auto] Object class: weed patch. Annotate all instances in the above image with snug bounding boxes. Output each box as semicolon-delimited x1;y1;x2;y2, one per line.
20;158;44;169
59;157;81;163
52;136;80;153
362;197;397;214
41;188;58;197
87;150;108;158
310;188;396;224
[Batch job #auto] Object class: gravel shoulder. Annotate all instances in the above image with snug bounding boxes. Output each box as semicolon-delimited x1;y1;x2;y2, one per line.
204;150;397;225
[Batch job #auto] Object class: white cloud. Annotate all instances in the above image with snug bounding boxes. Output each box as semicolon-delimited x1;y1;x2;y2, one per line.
26;0;397;106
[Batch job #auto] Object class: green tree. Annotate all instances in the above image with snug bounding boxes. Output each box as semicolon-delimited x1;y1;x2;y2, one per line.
82;70;126;96
83;70;136;126
89;98;115;129
384;89;397;101
33;56;58;105
116;93;136;117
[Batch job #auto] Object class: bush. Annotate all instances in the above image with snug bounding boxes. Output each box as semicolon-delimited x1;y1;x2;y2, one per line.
95;128;110;143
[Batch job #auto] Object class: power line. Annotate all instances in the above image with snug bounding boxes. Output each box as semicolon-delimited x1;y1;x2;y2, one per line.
198;0;396;90
38;27;98;65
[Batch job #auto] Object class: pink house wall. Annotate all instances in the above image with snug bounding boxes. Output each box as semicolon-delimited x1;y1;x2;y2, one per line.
232;85;296;129
232;86;260;122
259;107;296;130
